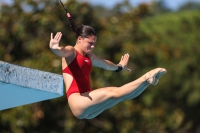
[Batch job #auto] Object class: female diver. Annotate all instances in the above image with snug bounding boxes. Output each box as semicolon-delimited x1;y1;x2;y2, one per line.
49;4;167;119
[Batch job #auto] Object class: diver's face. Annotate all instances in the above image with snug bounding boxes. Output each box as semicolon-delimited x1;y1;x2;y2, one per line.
79;35;97;54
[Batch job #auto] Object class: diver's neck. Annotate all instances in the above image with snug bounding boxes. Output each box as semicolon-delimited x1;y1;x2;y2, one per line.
74;45;86;56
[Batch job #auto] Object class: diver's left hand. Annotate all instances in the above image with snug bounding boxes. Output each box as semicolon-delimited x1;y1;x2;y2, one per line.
119;53;131;72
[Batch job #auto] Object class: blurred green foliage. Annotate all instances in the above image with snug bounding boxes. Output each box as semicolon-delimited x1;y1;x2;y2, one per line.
0;0;200;133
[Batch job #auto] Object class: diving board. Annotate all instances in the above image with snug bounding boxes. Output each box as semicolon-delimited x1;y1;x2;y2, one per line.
0;61;64;110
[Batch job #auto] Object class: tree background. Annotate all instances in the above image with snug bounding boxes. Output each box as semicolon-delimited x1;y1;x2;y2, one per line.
0;0;200;133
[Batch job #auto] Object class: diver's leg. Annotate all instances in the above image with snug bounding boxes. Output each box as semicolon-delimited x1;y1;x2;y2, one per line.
68;68;167;119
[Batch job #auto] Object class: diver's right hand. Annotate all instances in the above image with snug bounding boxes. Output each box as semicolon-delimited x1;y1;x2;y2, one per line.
49;32;62;50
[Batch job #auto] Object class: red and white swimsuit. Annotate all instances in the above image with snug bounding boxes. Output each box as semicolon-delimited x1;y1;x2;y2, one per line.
62;51;92;98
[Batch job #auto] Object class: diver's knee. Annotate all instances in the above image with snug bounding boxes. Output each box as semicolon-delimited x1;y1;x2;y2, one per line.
106;87;120;99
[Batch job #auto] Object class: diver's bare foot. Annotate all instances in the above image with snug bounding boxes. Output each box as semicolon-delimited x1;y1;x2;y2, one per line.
144;68;167;85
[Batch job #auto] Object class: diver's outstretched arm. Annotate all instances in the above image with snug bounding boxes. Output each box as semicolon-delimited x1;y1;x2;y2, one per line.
90;52;131;72
49;32;75;58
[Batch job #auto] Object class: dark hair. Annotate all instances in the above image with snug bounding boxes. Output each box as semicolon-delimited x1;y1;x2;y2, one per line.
67;14;96;38
59;1;96;38
75;25;96;38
